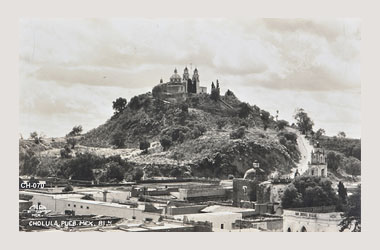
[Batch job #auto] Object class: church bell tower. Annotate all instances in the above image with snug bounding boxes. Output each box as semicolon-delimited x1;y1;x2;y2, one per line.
192;68;200;93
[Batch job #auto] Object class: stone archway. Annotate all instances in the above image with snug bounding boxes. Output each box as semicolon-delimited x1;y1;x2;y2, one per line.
301;226;307;232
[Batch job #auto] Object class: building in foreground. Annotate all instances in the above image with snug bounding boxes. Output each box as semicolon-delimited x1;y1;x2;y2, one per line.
283;206;342;232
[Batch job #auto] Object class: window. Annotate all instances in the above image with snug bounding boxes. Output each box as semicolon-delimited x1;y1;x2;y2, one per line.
80;205;83;209
86;206;89;209
68;204;70;207
74;205;76;208
221;224;224;229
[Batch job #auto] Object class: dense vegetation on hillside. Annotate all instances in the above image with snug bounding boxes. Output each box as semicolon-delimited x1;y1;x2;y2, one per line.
308;134;361;179
19;87;360;182
20;90;302;180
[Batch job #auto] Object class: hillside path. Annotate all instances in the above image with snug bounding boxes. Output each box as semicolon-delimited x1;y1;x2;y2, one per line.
288;129;314;176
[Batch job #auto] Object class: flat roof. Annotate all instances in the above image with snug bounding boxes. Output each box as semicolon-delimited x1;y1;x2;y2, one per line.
174;211;242;220
201;205;255;213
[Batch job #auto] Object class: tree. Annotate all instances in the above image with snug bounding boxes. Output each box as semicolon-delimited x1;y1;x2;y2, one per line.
337;181;347;204
337;131;346;138
343;157;361;177
281;184;303;209
277;120;289;130
60;145;72;158
315;128;325;139
326;151;343;172
152;85;165;99
160;135;172;151
225;89;235;97
106;162;124;182
112;97;127;115
111;131;125;148
139;139;150;154
132;168;144;181
66;137;77;149
67;125;83;137
294;108;314;134
260;110;270;130
281;176;338;209
210;87;220;101
238;103;251;119
30;131;44;144
128;96;141;110
339;185;361;232
170;167;184;178
30;131;38;140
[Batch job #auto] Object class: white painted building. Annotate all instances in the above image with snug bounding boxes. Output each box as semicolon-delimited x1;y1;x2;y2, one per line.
174;212;242;231
283;208;342;232
20;191;160;221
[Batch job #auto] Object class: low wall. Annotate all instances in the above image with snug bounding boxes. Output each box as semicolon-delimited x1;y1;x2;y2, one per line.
166;205;208;216
179;187;226;200
234;217;283;232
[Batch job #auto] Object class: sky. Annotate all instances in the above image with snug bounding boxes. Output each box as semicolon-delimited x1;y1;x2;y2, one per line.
19;18;361;139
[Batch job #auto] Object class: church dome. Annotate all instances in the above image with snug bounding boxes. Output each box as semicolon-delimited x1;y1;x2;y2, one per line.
170;68;182;82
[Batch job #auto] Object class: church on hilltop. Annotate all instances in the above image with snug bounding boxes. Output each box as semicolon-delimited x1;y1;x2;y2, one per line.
156;67;207;95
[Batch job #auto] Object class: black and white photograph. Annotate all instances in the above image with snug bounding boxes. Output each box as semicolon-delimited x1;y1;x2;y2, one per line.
17;17;362;233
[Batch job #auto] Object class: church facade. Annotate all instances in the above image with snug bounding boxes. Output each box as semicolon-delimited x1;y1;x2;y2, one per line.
304;147;328;177
157;67;207;95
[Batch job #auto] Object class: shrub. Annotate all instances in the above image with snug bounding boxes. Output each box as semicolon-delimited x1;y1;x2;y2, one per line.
133;168;144;181
216;118;227;129
278;131;297;143
225;89;235;97
230;126;246;139
60;145;72;158
111;131;125;148
81;194;95;200
210;88;220;101
66;137;77;149
106;162;125;182
67;125;83;137
277;120;289;130
152;85;165;99
63;185;73;192
36;168;50;177
160;135;172;151
238;103;251;118
128;96;141;110
139;139;150;153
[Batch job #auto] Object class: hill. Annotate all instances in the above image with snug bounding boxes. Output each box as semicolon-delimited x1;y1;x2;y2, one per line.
20;90;304;181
